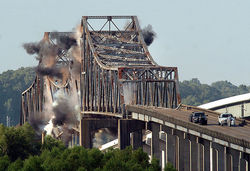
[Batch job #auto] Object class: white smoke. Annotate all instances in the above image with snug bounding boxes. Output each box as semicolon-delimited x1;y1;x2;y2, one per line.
122;82;136;105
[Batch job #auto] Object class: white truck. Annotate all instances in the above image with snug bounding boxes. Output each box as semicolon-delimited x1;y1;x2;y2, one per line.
218;113;235;126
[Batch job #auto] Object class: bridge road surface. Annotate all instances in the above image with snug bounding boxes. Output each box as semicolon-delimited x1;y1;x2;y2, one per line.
127;105;250;143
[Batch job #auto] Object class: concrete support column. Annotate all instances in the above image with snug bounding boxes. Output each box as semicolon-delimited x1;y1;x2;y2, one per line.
175;130;190;171
131;130;143;150
226;148;240;171
166;132;176;167
71;134;74;147
150;122;161;160
212;142;226;171
118;119;145;150
80;118;92;148
199;138;210;171
188;135;199;171
75;133;78;145
161;125;176;168
241;152;250;171
80;118;118;148
212;147;218;171
118;119;130;149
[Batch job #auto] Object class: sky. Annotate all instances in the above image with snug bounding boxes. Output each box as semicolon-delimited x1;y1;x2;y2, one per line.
0;0;250;85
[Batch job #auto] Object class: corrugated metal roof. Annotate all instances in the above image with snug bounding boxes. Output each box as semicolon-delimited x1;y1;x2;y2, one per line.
198;93;250;109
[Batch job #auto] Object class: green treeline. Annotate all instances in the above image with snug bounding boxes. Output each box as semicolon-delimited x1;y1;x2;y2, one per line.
0;67;35;125
0;123;176;171
0;67;249;126
180;78;250;106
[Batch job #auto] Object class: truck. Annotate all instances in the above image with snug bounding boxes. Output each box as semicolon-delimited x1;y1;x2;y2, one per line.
218;113;235;126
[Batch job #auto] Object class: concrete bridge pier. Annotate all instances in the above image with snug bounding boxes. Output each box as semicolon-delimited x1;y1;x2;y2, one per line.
80;117;118;148
198;138;211;171
131;130;143;150
211;142;226;171
161;125;177;168
148;122;161;161
118;119;145;150
174;130;190;171
163;127;177;167
226;148;241;171
240;152;250;171
161;125;192;170
186;134;202;171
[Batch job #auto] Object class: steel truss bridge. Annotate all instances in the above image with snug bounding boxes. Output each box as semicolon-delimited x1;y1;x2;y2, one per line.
20;16;250;171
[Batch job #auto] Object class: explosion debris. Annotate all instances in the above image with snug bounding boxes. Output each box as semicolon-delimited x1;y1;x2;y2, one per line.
35;66;63;79
23;41;59;61
142;24;156;46
50;32;77;50
52;90;79;127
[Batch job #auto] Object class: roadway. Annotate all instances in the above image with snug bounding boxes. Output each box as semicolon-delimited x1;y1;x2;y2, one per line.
127;104;250;143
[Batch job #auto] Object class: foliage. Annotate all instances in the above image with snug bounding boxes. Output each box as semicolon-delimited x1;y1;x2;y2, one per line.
0;122;173;171
0;155;10;171
41;136;65;151
0;123;40;161
0;67;35;125
164;163;177;171
180;78;250;106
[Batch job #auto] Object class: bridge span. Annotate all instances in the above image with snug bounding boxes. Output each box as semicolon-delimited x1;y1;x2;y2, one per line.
125;104;250;171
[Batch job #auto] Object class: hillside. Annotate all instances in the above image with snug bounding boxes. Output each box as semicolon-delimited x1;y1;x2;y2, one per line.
0;67;35;125
0;67;249;126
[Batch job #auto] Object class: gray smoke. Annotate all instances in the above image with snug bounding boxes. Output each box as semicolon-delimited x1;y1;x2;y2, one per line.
36;66;63;79
93;128;117;148
52;93;79;126
50;32;77;50
70;59;81;76
23;42;41;55
29;112;46;134
61;126;73;145
142;24;156;46
51;91;79;145
23;41;59;61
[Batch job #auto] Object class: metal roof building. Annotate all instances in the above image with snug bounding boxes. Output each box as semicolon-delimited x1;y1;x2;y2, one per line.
198;93;250;118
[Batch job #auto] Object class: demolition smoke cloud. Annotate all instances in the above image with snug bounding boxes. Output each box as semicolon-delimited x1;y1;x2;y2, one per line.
23;42;40;55
36;66;63;79
50;32;77;50
142;24;156;46
51;90;80;144
29;112;46;134
23;30;81;145
23;41;59;61
93;128;117;148
52;90;79;127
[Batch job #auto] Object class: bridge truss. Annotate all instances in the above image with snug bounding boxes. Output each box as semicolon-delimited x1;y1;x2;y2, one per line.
20;16;181;142
81;16;181;117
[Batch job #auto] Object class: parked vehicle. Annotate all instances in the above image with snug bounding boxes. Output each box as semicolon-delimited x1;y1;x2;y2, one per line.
189;112;207;125
218;113;235;126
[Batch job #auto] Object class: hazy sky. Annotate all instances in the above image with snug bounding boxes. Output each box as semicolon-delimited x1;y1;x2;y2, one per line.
0;0;250;85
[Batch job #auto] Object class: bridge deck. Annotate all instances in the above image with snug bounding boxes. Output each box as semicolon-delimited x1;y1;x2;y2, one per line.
127;105;250;146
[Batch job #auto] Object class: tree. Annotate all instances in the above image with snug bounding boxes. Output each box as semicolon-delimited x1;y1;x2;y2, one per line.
22;156;43;171
41;135;65;151
164;163;177;171
0;123;41;161
0;155;10;171
7;158;23;171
